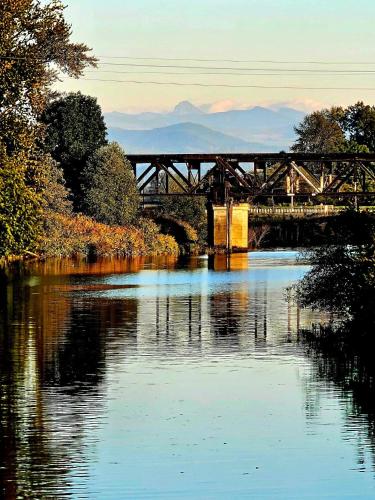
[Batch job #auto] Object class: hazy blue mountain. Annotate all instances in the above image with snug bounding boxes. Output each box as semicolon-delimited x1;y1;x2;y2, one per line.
194;107;304;145
108;122;278;154
171;100;204;116
104;102;305;149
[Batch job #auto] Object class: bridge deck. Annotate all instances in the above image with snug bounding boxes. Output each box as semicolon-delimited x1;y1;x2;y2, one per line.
127;152;375;163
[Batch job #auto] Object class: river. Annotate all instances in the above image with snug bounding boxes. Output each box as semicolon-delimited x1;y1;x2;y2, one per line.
1;251;375;499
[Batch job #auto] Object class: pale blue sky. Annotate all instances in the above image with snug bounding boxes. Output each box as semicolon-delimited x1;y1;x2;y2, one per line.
58;0;375;112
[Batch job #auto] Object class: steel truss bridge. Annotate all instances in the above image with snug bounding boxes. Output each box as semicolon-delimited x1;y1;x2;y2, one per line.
127;153;375;204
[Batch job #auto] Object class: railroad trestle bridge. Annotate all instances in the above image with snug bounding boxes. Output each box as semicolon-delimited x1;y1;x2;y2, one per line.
127;153;375;250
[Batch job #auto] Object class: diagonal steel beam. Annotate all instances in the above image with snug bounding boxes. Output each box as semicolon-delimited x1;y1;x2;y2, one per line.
260;170;290;195
163;160;193;188
258;162;287;193
216;157;253;191
231;161;251;178
139;169;158;193
188;164;219;194
290;161;321;193
225;164;253;191
155;161;189;193
323;165;355;193
137;164;154;184
229;160;257;186
358;162;375;182
233;162;259;188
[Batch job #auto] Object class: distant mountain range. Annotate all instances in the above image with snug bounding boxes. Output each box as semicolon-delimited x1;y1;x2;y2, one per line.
109;122;270;154
105;101;306;153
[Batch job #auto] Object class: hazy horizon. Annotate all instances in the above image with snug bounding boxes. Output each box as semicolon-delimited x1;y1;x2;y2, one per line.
103;98;316;115
56;0;375;114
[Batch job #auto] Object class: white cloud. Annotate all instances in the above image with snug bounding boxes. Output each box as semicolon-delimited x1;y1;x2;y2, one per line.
203;99;249;113
263;98;329;112
198;98;327;113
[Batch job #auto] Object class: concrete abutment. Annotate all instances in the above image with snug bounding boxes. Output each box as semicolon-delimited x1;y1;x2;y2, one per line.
207;203;249;252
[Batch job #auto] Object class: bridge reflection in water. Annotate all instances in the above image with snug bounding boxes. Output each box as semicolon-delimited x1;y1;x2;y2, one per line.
134;254;308;351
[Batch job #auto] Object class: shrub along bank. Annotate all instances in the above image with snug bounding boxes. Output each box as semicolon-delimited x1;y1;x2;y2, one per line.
293;210;375;339
39;213;179;259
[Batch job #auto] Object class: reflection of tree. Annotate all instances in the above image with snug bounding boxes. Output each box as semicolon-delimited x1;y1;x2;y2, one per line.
0;269;139;498
292;211;375;469
43;297;137;387
0;279;74;498
302;329;375;471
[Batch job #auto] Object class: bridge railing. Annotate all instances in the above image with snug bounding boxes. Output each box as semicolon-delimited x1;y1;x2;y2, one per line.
248;206;375;216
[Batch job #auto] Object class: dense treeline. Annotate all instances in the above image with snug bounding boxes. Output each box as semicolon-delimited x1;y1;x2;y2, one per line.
292;102;375;154
0;0;95;257
0;0;179;260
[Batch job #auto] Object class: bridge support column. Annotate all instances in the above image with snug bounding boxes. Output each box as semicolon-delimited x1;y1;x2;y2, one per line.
207;203;249;252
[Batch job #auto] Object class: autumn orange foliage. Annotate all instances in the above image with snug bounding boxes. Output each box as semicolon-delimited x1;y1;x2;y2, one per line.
39;213;179;258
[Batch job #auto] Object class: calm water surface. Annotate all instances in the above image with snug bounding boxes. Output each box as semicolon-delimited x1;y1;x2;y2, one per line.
1;251;375;499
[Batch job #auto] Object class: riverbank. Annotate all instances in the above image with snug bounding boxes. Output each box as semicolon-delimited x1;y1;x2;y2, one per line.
0;213;179;263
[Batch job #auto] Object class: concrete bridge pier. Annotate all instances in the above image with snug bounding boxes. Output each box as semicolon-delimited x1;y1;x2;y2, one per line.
207;202;249;252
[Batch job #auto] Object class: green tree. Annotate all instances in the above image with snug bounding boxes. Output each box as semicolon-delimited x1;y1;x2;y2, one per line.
292;103;375;154
0;0;96;256
343;102;375;152
294;211;375;328
81;143;140;226
0;147;42;256
42;160;72;216
292;107;346;153
42;92;107;205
